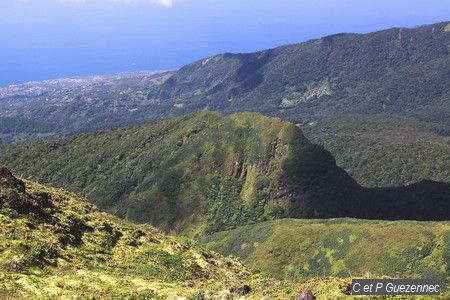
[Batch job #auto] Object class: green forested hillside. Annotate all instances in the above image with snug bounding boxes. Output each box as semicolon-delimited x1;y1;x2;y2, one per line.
0;112;361;235
302;114;450;187
201;219;450;292
1;22;449;188
154;22;449;124
0;112;449;237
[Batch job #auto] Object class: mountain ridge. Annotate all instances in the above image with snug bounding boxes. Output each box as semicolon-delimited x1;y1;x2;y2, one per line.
152;21;449;122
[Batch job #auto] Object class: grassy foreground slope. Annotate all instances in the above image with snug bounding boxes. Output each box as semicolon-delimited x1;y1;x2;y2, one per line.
2;168;448;299
2;166;363;299
0;167;249;299
0;111;449;237
201;219;450;289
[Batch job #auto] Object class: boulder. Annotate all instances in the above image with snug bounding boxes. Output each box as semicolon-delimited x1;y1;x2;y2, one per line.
299;289;316;300
0;167;25;193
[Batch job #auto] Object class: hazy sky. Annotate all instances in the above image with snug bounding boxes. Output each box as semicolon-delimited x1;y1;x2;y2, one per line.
0;0;449;86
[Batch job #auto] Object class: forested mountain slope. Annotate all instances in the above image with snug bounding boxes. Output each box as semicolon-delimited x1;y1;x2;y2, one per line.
301;114;450;187
152;22;450;124
1;112;448;237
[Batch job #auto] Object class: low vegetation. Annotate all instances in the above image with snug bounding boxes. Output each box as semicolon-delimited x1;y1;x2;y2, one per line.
201;218;450;296
0;167;254;298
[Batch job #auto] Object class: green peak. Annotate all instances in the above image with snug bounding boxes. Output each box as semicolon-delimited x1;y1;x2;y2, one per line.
0;112;449;237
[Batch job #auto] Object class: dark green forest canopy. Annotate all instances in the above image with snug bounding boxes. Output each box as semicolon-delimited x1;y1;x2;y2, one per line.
301;114;450;187
1;112;449;236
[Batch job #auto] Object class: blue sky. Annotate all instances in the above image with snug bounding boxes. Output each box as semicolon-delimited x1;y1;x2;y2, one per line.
0;0;449;86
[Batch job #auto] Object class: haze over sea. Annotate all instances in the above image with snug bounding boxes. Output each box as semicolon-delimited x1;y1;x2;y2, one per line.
1;0;449;86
